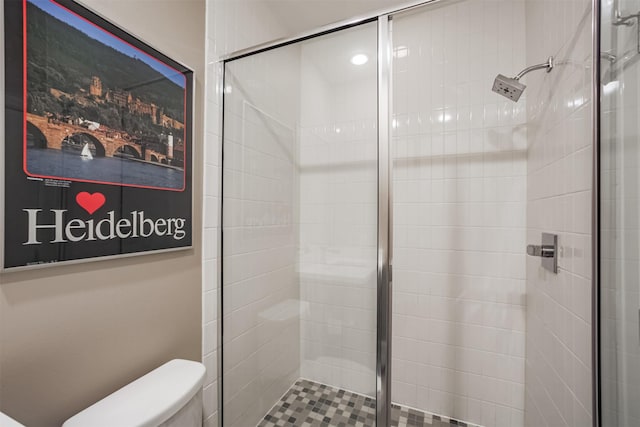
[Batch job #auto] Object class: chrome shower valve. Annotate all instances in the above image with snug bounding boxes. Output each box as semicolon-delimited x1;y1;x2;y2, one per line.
526;232;558;274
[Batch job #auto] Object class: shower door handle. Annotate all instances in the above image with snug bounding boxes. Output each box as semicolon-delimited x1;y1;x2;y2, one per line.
526;233;558;274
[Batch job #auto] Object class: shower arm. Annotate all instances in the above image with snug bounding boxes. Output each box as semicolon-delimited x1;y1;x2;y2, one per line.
612;9;640;54
514;56;554;80
613;10;640;27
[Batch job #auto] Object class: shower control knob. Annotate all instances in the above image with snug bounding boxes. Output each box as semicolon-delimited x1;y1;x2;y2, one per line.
526;244;555;258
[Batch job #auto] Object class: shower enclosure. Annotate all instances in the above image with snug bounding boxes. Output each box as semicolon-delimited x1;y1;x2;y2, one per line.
218;0;598;426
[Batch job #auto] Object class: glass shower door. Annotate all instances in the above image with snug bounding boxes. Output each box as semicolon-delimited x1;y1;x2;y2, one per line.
600;1;640;425
221;22;378;427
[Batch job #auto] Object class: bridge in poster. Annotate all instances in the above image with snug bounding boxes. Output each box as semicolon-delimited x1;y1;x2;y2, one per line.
26;113;169;164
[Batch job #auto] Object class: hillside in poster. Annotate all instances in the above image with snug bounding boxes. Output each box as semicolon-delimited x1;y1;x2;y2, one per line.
26;1;185;129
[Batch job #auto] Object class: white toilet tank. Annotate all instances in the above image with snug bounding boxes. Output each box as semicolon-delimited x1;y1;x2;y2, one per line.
63;359;206;427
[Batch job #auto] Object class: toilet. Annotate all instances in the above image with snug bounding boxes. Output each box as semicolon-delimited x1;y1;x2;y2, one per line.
0;411;26;427
63;359;206;427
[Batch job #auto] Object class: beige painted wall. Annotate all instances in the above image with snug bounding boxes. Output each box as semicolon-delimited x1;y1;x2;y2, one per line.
0;1;205;426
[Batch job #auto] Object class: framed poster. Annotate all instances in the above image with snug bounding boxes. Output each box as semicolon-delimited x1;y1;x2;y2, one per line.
3;0;194;270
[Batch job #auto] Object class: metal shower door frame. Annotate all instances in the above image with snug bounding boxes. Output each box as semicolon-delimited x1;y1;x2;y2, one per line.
219;15;397;426
376;14;393;427
219;9;403;425
591;0;602;426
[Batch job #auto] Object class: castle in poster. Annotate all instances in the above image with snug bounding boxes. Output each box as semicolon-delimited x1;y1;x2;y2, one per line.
90;76;184;131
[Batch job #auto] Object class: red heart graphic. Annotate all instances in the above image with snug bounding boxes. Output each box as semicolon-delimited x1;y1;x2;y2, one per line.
76;192;106;215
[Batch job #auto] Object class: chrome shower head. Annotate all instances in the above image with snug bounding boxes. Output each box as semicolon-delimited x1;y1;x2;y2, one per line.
492;74;526;102
492;56;554;102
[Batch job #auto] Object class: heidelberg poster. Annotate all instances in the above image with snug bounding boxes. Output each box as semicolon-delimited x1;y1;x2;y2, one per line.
3;0;194;269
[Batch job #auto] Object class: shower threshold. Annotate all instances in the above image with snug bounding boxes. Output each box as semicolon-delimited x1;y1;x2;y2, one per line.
257;378;481;427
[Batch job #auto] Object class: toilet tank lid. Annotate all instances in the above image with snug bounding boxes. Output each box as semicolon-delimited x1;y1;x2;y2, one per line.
62;359;206;427
0;411;26;427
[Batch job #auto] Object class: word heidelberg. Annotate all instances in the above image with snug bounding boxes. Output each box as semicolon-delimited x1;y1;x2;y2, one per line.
23;209;187;244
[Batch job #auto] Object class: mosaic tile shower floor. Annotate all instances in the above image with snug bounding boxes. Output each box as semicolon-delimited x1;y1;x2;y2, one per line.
257;379;480;427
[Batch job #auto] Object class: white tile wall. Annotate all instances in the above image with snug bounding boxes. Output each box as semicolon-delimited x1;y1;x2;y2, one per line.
203;2;289;426
524;0;593;426
600;0;640;425
391;2;528;426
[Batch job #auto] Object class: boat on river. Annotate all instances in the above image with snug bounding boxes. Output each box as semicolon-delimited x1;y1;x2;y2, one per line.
81;143;93;160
